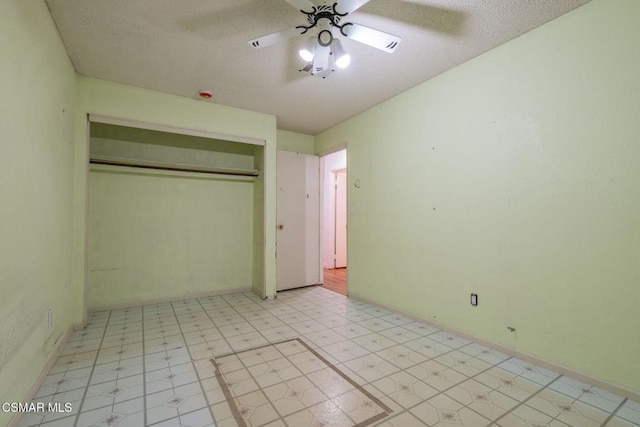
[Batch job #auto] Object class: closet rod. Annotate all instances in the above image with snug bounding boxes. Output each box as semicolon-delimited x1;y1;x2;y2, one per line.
90;157;259;177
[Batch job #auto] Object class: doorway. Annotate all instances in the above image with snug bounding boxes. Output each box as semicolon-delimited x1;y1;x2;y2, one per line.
320;149;347;295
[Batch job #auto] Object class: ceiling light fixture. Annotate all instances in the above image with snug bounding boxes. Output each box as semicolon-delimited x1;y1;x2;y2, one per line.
249;0;401;79
299;36;316;62
299;34;351;74
332;39;350;69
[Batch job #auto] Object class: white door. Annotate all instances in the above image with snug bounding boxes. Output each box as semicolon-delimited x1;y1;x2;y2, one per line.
276;151;320;291
334;171;347;268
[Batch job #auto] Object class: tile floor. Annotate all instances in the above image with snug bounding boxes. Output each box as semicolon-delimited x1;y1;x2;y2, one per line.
17;286;640;427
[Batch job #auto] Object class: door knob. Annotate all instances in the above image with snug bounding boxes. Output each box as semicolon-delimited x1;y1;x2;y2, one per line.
278;224;284;230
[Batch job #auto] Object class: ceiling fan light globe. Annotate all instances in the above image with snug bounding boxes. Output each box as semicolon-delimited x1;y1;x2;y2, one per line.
336;54;351;68
299;49;314;62
332;38;350;68
299;36;316;62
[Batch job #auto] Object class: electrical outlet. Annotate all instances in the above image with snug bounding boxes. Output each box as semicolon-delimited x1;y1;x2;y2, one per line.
470;293;478;306
48;308;53;328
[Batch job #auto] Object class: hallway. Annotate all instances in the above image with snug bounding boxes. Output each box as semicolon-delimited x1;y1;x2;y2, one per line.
322;268;347;295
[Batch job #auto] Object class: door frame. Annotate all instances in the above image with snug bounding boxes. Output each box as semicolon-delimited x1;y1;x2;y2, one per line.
332;168;347;269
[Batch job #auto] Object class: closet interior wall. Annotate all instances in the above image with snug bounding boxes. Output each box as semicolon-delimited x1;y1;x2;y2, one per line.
87;123;264;310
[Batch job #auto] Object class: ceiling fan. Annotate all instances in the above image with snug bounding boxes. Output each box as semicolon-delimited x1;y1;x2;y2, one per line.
248;0;401;77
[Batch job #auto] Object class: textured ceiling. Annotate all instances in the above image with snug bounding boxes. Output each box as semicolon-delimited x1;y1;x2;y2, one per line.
46;0;590;135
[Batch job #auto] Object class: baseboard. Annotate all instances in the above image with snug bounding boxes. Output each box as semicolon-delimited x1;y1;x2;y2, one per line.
348;291;640;403
8;326;74;427
88;287;254;312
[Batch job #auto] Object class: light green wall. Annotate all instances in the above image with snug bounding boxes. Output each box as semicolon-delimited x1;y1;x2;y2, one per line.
277;129;315;154
0;0;77;423
316;0;640;393
74;77;279;322
88;167;255;309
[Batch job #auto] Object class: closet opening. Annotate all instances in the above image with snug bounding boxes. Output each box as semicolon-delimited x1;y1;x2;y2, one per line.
84;117;265;312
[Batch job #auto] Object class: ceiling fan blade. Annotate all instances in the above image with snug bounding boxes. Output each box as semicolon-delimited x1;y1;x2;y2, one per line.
312;44;331;75
360;2;466;36
282;0;316;12
335;0;372;14
341;23;401;53
248;27;303;49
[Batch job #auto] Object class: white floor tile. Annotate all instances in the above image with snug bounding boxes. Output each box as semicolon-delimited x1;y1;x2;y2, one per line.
17;286;635;427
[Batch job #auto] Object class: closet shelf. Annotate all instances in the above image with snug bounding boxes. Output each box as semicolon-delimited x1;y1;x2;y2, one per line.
89;155;259;177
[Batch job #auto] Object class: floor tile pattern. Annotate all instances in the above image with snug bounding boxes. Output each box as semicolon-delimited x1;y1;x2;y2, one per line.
17;286;639;427
211;338;391;427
